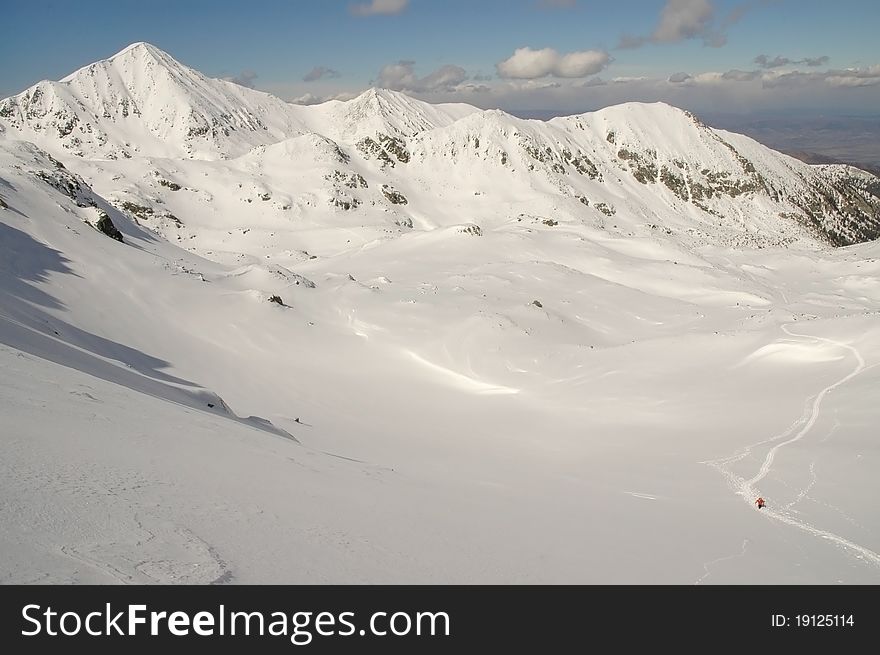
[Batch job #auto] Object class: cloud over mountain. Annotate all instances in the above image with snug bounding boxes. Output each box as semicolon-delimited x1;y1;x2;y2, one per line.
496;47;610;79
303;66;341;82
376;61;468;92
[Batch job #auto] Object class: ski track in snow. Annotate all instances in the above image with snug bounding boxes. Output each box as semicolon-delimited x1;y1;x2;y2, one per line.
695;539;750;585
783;462;819;511
705;324;880;570
819;416;841;443
775;473;866;531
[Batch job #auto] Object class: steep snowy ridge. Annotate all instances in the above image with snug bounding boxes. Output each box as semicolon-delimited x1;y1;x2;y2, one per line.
554;103;880;245
0;42;310;159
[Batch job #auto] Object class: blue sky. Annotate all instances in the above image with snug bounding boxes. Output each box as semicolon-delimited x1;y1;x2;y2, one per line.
3;0;879;114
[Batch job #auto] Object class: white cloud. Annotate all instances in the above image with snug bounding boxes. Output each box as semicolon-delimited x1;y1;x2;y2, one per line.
764;65;880;89
290;91;359;105
350;0;408;16
290;92;322;105
576;76;608;87
802;56;830;67
456;82;492;93
619;0;769;49
661;65;880;92
827;66;880;87
620;0;716;48
754;54;791;69
654;0;714;43
222;70;258;88
721;69;762;81
496;47;610;79
611;76;650;84
690;71;725;84
505;79;563;91
376;61;468;92
282;59;880;116
666;70;758;85
303;67;341;82
754;54;830;69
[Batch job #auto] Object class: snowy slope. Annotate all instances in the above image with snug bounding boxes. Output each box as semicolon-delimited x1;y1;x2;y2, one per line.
0;140;298;439
4;131;880;584
2;44;880;585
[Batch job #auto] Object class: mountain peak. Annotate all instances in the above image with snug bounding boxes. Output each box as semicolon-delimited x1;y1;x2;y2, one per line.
306;87;478;142
110;41;164;59
104;41;187;72
351;87;412;106
591;101;693;121
59;41;182;85
2;42;309;159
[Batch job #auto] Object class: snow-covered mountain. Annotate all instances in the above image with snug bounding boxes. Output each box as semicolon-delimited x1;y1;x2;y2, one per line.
2;43;880;585
0;43;474;161
2;42;878;251
0;42;313;159
296;87;479;143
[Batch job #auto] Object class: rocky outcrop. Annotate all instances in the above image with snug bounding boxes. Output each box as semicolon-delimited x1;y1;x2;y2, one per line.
381;185;408;205
95;211;123;242
357;133;410;167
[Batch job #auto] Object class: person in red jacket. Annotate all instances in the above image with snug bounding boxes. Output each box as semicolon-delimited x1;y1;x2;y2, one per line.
755;497;766;509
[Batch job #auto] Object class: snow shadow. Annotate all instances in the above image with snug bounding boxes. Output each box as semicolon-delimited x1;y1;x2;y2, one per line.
0;220;76;311
0;221;297;442
0;222;195;386
103;202;162;245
